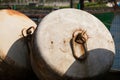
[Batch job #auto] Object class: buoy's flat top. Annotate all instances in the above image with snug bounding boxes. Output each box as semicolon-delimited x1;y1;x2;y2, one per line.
36;9;115;78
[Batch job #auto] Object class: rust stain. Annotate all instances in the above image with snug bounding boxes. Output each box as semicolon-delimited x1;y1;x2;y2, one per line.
74;43;85;56
59;40;68;53
63;40;66;44
51;41;53;44
6;9;28;18
49;41;54;51
79;44;85;56
73;29;89;43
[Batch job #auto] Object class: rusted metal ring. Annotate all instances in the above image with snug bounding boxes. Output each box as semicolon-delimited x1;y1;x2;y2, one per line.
22;26;35;37
21;26;35;55
72;29;88;61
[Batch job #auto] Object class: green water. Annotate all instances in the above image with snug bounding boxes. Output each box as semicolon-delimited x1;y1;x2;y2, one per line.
94;12;114;30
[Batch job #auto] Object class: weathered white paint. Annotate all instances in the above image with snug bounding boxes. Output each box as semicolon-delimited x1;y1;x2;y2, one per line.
0;9;37;68
31;8;115;79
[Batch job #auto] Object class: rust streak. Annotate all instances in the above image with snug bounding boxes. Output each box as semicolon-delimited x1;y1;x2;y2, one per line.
51;41;53;44
7;10;28;18
79;44;85;56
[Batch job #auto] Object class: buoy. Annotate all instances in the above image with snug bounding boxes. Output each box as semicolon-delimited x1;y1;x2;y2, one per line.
31;8;115;79
0;9;37;79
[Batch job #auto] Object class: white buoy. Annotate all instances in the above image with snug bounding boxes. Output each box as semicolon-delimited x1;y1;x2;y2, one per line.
0;9;37;78
31;8;115;79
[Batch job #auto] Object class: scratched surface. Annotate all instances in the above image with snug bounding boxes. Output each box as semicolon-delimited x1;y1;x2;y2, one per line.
110;12;120;71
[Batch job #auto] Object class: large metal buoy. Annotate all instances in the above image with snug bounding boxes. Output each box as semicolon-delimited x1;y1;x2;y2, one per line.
31;9;115;79
0;9;37;79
